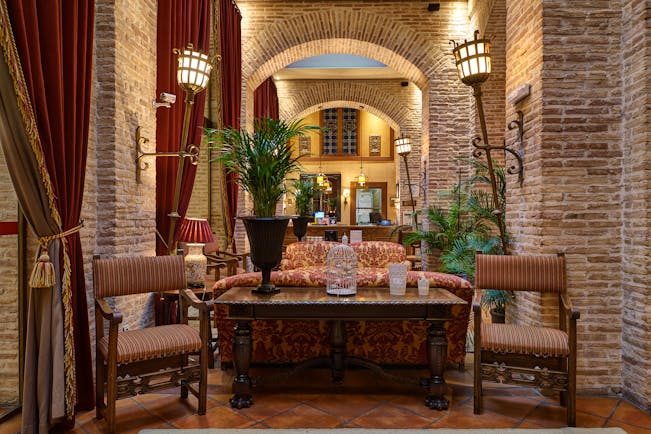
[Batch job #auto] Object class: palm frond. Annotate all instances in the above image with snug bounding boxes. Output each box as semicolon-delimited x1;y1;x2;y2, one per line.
205;117;320;217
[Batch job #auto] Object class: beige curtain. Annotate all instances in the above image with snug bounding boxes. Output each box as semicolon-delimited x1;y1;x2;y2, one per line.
0;19;66;434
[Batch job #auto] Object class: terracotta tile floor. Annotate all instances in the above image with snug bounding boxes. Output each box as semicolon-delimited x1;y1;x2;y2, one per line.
3;357;651;433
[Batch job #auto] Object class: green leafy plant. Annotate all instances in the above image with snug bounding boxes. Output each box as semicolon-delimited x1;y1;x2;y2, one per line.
400;160;509;285
402;179;492;257
206;117;319;217
291;177;317;217
481;288;515;315
440;233;501;278
465;157;509;253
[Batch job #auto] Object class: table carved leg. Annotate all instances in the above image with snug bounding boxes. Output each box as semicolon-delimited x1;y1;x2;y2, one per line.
330;320;346;384
230;320;253;408
425;310;450;410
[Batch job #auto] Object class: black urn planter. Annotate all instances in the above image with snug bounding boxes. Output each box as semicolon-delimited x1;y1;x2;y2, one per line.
291;216;311;241
240;216;290;294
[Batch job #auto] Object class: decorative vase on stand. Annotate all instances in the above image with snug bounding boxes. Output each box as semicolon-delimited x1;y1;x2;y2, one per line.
291;216;310;241
240;216;290;294
184;243;207;288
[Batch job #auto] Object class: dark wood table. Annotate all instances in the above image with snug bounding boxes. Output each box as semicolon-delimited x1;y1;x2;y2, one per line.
216;286;466;410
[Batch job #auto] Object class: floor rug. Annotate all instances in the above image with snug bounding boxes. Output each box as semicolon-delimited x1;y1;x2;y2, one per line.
140;428;626;434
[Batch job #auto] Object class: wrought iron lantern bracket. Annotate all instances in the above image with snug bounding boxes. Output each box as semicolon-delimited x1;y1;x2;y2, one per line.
135;126;200;184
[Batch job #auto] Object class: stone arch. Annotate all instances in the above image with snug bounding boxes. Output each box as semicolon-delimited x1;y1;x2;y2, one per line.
249;39;429;92
278;81;412;132
242;8;451;89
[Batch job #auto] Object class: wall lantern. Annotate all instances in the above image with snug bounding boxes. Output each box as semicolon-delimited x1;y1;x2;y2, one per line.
135;43;218;252
395;136;418;230
451;31;523;254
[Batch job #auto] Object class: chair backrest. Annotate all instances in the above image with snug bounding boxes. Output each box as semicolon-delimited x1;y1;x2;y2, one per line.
93;255;186;299
475;253;566;293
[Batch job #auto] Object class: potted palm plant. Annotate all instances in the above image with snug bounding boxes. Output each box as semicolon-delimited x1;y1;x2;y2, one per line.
207;117;319;293
481;289;515;323
291;177;316;241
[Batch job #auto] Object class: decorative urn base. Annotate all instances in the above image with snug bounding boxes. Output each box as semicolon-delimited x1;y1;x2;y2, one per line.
240;216;290;294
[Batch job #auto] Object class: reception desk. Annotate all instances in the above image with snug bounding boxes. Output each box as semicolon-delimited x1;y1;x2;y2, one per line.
283;223;399;246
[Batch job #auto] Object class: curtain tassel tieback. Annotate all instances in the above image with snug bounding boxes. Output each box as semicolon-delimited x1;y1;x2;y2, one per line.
29;220;84;289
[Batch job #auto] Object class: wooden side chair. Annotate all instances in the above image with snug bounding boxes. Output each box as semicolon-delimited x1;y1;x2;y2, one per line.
93;255;212;434
204;236;250;279
473;252;580;426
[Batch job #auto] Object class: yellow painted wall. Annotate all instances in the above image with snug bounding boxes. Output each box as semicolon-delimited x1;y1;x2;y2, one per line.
358;111;392;156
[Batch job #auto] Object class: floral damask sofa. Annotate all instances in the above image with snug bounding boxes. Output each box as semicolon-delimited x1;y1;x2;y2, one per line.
280;240;412;276
212;241;472;369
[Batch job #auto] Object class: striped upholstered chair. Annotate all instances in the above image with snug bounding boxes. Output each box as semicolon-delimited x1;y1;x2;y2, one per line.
473;252;580;426
92;255;212;434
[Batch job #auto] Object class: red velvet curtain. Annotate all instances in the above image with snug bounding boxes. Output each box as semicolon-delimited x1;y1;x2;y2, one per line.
220;0;242;251
6;0;95;411
254;77;279;120
156;0;211;255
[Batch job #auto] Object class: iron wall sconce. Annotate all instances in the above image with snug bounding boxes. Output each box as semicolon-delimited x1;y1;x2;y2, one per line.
507;110;524;186
134;126;200;184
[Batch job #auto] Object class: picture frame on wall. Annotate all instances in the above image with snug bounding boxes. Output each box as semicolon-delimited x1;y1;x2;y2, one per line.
369;135;381;156
299;135;311;155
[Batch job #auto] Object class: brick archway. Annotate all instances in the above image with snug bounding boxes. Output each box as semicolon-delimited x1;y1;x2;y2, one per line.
278;80;417;133
241;6;448;89
239;6;457;129
291;101;400;133
248;39;429;92
235;1;475;252
243;36;432;129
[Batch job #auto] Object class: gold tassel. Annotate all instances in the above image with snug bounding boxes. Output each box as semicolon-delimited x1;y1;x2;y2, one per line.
30;247;55;288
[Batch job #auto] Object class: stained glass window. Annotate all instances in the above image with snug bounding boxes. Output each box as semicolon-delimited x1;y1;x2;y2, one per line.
321;108;358;155
342;108;357;155
323;108;338;155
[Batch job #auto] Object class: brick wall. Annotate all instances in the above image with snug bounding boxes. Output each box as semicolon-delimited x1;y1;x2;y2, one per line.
91;0;159;334
0;150;19;405
500;0;545;330
501;0;625;395
620;0;651;408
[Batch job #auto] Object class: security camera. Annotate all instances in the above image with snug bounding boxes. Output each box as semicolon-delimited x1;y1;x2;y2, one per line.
152;92;177;109
160;92;176;104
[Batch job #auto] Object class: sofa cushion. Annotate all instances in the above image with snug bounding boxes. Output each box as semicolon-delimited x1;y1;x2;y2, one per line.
352;241;406;268
281;240;408;271
280;241;339;270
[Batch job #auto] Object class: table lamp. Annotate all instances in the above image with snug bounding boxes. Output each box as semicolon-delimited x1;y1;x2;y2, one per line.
178;217;215;287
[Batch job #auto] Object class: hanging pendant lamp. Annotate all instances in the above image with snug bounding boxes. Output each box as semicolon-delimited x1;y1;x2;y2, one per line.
356;152;367;187
316;151;328;189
